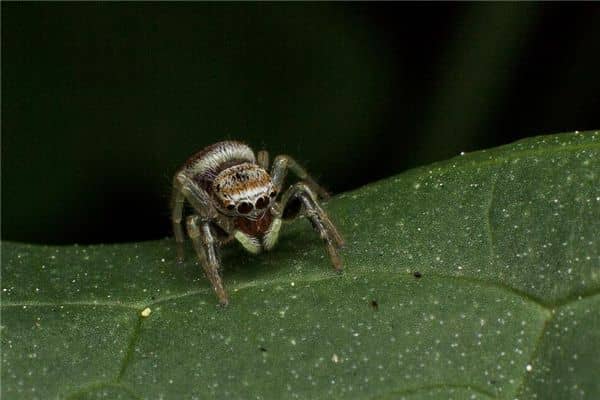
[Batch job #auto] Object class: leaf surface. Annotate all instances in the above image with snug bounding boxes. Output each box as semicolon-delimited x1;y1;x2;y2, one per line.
2;131;599;399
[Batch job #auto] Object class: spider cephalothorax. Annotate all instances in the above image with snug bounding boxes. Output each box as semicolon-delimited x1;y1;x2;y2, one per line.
171;140;344;305
211;163;276;218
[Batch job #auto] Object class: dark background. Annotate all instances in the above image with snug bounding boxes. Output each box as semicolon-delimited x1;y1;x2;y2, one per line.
3;3;599;244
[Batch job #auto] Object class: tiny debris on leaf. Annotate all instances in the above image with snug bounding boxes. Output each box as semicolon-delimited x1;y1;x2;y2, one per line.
141;307;152;317
370;299;379;311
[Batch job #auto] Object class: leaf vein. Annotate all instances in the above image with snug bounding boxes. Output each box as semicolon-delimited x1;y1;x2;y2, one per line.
509;313;554;400
485;171;499;268
117;315;144;381
0;300;140;309
3;273;598;313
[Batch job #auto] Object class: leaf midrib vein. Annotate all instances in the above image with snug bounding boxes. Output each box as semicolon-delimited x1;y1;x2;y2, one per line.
3;271;598;314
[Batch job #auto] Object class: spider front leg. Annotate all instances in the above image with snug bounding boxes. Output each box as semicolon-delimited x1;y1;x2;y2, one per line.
186;215;229;306
278;182;344;271
171;172;218;262
270;154;330;200
170;188;186;262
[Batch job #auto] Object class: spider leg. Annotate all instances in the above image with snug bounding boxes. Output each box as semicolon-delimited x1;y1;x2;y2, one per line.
186;215;229;306
257;149;269;170
271;155;330;200
278;182;344;271
170;185;186;263
174;173;216;216
303;195;342;271
171;172;218;262
279;182;344;247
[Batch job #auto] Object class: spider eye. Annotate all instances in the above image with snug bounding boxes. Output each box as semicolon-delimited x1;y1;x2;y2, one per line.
255;196;269;210
237;202;253;214
269;191;277;198
226;204;235;211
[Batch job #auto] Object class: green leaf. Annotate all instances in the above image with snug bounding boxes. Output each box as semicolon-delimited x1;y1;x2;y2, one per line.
2;131;599;399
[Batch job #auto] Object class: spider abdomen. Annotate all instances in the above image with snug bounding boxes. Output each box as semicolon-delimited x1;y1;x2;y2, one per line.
182;141;256;192
183;141;254;175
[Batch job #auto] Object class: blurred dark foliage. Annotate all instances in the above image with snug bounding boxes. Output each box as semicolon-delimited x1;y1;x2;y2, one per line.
2;3;599;244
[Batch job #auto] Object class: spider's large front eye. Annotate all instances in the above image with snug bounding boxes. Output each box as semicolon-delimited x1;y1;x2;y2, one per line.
237;202;253;214
255;196;269;210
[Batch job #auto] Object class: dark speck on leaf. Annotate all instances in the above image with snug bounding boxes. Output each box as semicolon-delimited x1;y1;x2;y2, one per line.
370;299;379;311
413;271;422;278
259;346;267;352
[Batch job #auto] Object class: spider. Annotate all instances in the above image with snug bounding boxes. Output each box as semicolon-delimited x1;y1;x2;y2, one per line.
171;141;344;305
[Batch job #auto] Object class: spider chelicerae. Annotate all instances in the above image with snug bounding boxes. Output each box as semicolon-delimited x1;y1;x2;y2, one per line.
171;141;344;305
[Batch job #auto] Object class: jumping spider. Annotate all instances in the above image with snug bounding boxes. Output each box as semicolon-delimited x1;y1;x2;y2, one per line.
171;141;344;305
